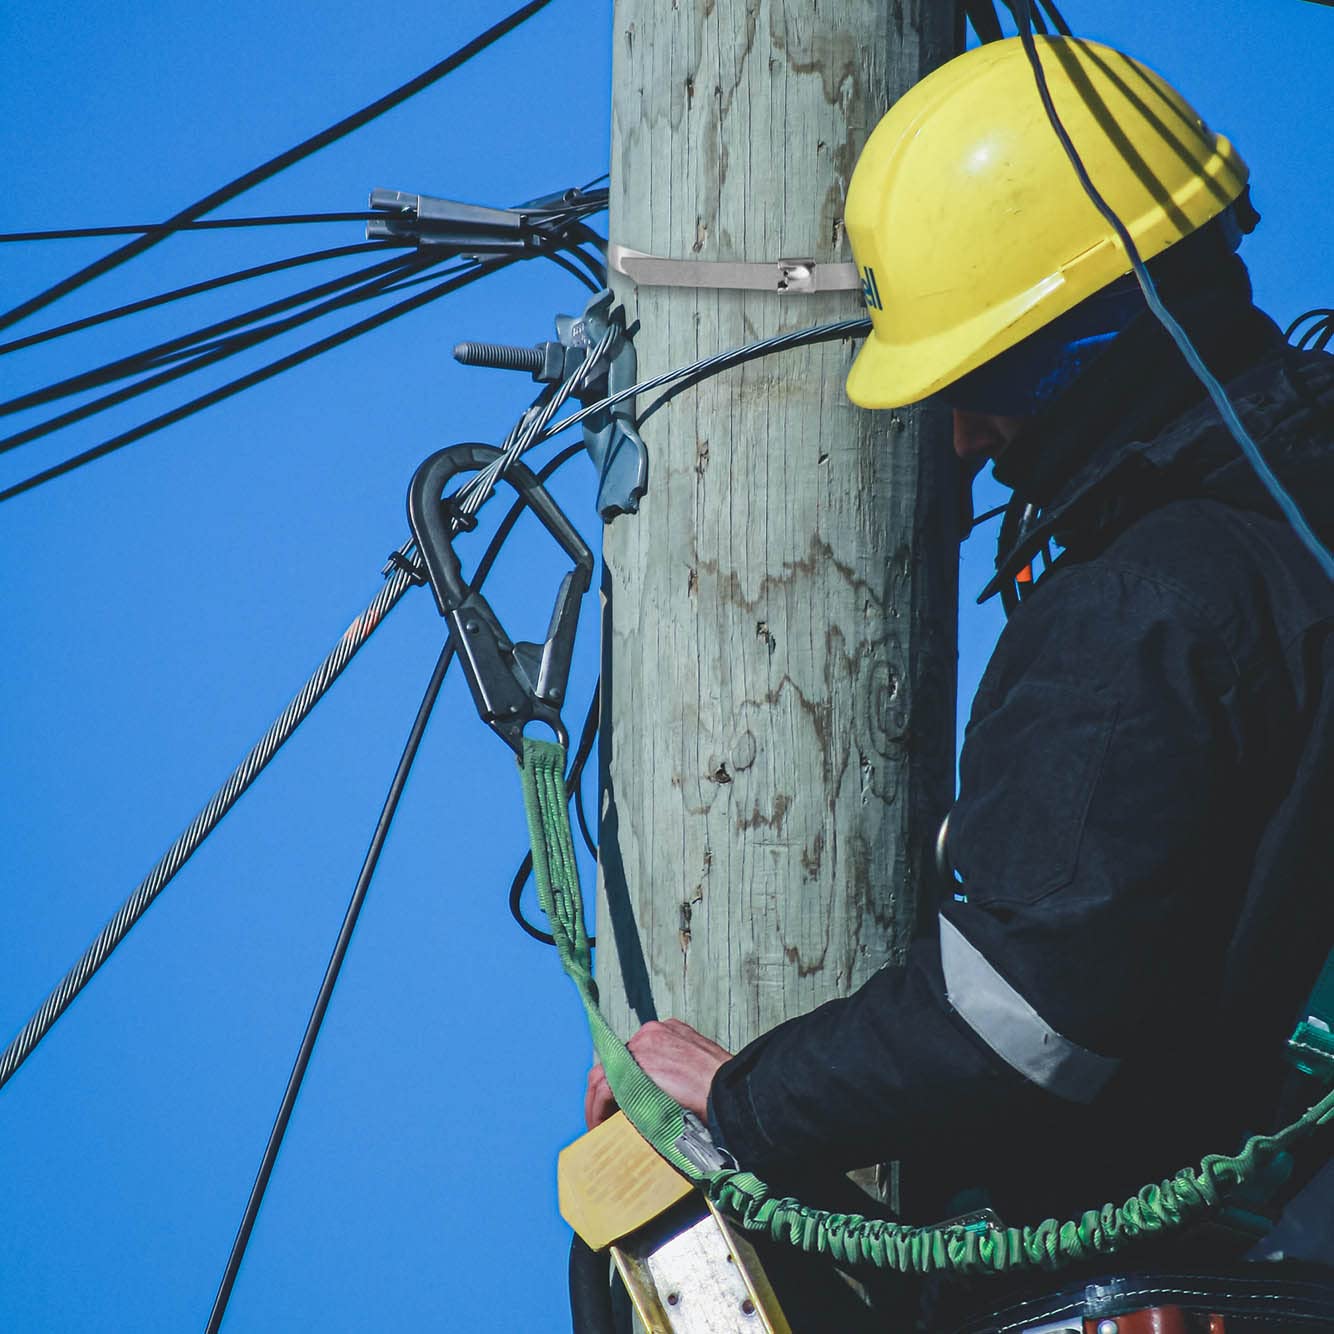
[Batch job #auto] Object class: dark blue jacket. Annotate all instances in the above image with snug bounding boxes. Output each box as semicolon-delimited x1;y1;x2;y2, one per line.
708;272;1334;1245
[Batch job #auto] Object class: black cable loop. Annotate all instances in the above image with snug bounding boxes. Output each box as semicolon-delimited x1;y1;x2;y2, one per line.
571;683;601;860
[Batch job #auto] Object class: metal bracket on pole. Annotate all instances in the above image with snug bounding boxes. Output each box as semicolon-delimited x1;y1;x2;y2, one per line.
454;290;649;523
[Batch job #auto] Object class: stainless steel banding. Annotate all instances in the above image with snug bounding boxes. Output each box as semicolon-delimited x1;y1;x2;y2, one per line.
608;242;860;295
939;914;1120;1102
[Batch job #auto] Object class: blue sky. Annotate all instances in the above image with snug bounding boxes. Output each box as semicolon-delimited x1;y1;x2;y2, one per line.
1;2;1328;1330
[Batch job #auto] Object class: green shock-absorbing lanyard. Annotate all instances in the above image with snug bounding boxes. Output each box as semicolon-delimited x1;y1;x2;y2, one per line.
520;737;1334;1277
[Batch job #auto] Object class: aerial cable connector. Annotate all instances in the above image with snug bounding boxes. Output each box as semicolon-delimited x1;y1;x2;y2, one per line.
454;290;649;522
366;188;544;252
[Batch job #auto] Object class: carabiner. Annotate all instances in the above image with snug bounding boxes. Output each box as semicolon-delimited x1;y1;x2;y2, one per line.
407;443;593;755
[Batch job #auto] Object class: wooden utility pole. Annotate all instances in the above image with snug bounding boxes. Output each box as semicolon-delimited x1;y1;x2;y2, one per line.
600;0;960;1187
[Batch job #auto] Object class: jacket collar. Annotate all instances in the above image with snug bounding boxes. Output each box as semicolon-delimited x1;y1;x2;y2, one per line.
978;256;1296;603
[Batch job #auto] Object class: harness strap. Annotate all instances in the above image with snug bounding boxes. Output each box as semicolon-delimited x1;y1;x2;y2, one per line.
520;738;704;1183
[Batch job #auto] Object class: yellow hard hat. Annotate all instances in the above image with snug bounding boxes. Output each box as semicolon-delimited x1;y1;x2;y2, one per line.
844;36;1249;410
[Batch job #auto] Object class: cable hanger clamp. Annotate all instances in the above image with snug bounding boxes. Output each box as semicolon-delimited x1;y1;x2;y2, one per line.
608;242;859;295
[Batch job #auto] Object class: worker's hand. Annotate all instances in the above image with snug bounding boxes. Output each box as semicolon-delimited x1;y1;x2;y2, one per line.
584;1019;732;1128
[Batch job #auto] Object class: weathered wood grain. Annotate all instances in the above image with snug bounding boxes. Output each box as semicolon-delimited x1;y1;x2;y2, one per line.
600;0;960;1132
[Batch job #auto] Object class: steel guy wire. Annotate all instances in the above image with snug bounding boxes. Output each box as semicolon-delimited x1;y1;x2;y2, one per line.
0;427;593;1089
0;552;419;1092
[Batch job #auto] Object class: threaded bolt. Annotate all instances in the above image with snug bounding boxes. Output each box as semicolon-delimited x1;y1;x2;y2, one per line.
453;341;545;374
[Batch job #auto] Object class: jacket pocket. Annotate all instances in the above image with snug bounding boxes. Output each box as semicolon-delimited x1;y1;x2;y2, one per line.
950;680;1116;907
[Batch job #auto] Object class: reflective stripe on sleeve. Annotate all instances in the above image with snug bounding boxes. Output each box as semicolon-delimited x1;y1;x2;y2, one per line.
938;914;1121;1103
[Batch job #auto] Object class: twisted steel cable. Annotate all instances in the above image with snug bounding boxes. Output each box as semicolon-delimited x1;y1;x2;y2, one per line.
456;323;618;517
0;554;419;1091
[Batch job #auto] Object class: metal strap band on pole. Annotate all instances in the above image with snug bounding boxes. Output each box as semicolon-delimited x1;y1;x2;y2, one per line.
607;242;860;295
0;558;420;1092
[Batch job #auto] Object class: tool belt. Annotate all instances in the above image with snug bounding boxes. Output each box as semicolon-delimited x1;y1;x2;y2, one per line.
948;1264;1334;1333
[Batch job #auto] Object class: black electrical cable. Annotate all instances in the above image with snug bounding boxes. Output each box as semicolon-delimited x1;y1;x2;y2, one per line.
569;1234;618;1334
0;244;393;358
1286;308;1334;352
963;1;1005;44
0;0;558;335
570;684;600;860
561;222;610;282
3;198;601;426
1013;0;1334;584
1;252;430;418
637;317;872;425
0;255;515;506
542;248;603;294
969;500;1009;532
0;254;429;452
205;636;455;1333
1009;0;1049;35
1037;0;1073;37
0;213;384;244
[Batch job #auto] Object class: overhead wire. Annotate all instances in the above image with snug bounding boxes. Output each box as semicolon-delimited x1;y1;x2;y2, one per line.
0;184;605;362
0;253;433;453
0;212;385;244
0;243;393;358
0;256;515;505
206;636;454;1333
1013;0;1334;583
0;0;558;335
0;251;432;418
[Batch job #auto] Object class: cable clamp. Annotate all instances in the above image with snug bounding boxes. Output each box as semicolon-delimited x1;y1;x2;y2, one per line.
609;242;859;295
384;549;427;585
366;188;541;252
